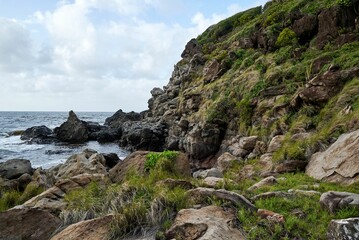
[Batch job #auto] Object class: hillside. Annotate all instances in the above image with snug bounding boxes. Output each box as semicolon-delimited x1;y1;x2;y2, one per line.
1;0;359;239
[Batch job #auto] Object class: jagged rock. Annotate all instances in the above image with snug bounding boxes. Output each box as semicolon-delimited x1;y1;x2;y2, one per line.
0;208;61;240
239;136;258;151
109;151;191;183
187;187;256;211
257;209;285;224
54;111;88;143
248;176;277;191
51;215;114;240
193;168;223;179
327;218;359;240
320;191;359;213
31;168;55;189
165;206;245;240
296;68;359;106
306;130;359;184
216;152;238;173
103;153;120;169
90;128;122;143
104;109;142;128
0;159;32;180
0;173;32;191
203;59;221;83
20;125;55;144
267;135;285;153
292;14;318;44
317;6;357;49
181;38;202;59
150;87;164;97
52;150;107;179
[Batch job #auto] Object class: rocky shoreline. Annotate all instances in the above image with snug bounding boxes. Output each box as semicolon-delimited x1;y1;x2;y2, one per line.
1;0;359;239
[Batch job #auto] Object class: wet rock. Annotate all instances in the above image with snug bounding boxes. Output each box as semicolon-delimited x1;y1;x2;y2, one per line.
0;208;61;240
327;217;359;240
0;159;32;180
51;215;114;240
320;191;359;213
54;111;88;143
306;129;359;184
166;206;245;240
104;109;142;128
21;125;55;144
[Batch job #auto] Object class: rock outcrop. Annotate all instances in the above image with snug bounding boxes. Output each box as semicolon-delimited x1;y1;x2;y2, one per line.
54;110;89;143
306;130;359;184
165;206;245;240
0;159;32;180
327;218;359;240
20;125;55;144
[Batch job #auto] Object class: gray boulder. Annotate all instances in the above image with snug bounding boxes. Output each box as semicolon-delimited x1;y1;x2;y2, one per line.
320;191;359;213
0;159;32;180
327;218;359;240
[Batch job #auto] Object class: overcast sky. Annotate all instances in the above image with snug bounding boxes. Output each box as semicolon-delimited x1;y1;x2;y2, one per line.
0;0;267;112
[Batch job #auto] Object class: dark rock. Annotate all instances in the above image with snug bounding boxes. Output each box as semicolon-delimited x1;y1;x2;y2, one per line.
203;59;221;84
157;178;194;190
95;128;122;143
0;159;32;180
311;56;332;75
317;6;357;49
103;153;120;169
292;14;318;44
181;38;202;59
239;37;254;49
0;208;61;240
21;125;53;140
320;191;359;213
327;218;359;240
274;160;307;173
54;111;89;143
104;109;142;128
150;87;164;97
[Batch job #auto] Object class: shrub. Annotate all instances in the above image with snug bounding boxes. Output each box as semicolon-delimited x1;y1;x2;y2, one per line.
276;28;298;47
145;151;178;171
337;0;353;7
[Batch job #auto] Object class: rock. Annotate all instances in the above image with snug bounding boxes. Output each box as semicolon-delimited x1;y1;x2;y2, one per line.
32;168;55;189
202;177;227;188
306;130;359;184
54;111;89;143
53;150;107;179
292;14;318;44
165;206;245;240
320;191;359;213
102;153;120;169
181;38;202;59
20;125;55;144
327;218;359;240
248;176;277;191
216;152;238;173
239;136;258;151
0;208;61;240
93;128;122;143
193;168;223;179
267;135;285;153
203;59;221;83
0;159;32;180
104;109;142;128
257;209;285;224
51;215;113;240
288;189;321;197
252;191;292;201
187;187;257;211
0;173;32;191
109;151;191;183
274;160;307;173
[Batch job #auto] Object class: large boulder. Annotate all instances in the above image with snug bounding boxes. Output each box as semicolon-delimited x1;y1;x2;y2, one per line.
51;150;107;180
0;208;61;240
109;151;191;183
54;111;88;143
51;215;114;240
20;125;55;144
306;130;359;184
292;14;318;44
327;218;359;240
104;109;142;128
320;191;359;213
0;159;32;180
165;206;245;240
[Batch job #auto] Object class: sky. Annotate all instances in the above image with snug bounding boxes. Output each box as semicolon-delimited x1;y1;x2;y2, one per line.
0;0;267;112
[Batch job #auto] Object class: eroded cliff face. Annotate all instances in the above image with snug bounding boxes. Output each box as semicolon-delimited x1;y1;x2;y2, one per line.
109;0;359;178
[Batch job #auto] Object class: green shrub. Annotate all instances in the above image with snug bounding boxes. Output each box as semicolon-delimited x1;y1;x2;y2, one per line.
337;0;353;7
145;151;178;171
276;28;298;47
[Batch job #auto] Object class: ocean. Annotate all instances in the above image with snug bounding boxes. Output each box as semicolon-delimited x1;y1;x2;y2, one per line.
0;111;129;169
